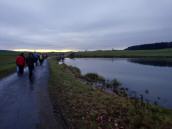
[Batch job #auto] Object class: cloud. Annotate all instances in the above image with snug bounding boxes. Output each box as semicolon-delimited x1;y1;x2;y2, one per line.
0;0;172;50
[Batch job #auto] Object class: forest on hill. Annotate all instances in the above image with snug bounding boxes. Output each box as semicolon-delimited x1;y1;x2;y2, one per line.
125;42;172;50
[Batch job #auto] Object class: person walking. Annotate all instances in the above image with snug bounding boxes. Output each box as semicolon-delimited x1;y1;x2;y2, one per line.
26;53;35;80
16;53;25;75
39;54;44;65
33;52;39;66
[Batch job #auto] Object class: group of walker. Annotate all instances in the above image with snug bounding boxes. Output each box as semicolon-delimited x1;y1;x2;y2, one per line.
57;53;65;62
16;52;47;80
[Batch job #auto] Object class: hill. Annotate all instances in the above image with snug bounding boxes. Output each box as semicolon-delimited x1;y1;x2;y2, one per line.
125;42;172;50
0;50;17;55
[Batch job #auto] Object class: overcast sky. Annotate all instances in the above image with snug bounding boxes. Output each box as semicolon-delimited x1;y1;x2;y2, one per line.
0;0;172;50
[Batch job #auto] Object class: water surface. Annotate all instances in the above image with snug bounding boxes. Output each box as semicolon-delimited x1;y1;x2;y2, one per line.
65;58;172;109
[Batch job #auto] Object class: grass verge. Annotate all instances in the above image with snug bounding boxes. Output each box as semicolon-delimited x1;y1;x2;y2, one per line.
0;51;18;78
0;63;16;78
48;58;172;129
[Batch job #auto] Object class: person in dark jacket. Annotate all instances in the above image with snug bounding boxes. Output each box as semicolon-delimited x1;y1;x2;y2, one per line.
39;54;44;65
16;53;25;75
26;53;35;80
33;52;39;66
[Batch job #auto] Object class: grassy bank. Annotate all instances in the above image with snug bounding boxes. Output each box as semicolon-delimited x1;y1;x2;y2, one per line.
48;58;172;129
70;48;172;58
0;51;18;78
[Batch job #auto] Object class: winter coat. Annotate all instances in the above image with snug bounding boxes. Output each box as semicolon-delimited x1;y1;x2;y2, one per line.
26;56;34;68
16;56;25;66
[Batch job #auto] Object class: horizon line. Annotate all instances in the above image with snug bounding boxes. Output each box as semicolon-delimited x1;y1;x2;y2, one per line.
13;49;77;53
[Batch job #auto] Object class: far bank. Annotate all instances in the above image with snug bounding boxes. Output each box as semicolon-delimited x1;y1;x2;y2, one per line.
68;48;172;58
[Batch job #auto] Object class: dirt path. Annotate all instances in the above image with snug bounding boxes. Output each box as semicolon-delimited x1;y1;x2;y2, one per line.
0;60;66;129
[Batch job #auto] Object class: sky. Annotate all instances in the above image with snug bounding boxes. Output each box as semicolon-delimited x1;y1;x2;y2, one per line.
0;0;172;51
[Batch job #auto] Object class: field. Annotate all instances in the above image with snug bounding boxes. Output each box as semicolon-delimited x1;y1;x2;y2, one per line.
72;48;172;58
48;58;172;129
0;51;18;78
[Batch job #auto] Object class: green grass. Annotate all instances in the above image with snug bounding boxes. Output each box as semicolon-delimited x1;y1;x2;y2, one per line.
72;48;172;58
48;58;172;129
0;51;18;78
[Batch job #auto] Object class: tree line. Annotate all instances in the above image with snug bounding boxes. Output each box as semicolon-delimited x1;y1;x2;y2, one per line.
125;42;172;50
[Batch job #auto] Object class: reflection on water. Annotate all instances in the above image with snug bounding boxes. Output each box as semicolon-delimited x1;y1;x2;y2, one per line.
128;58;172;67
65;58;172;109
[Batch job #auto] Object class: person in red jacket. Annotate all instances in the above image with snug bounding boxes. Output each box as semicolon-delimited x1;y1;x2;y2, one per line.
16;53;26;75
